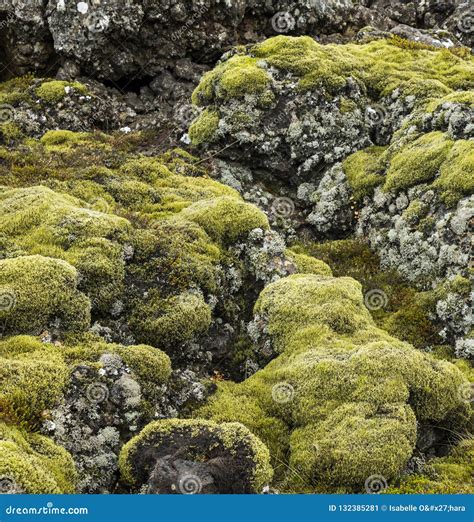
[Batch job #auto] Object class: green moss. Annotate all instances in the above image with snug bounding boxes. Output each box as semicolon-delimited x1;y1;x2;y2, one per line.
197;273;471;492
0;336;69;427
129;291;212;349
117;344;172;385
252;36;473;96
0;422;76;493
425;90;474;112
119;418;273;492
189;109;220;146
388;438;473;494
0;76;34;105
285;249;333;276
180;196;269;245
339;97;357;113
433;140;474;206
39;129;91;147
35;80;88;103
402;199;429;224
192;55;271;105
0;255;91;336
342;146;386;200
383;132;453;192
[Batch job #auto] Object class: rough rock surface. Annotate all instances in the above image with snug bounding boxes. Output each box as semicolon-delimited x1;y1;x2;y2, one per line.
0;1;472;497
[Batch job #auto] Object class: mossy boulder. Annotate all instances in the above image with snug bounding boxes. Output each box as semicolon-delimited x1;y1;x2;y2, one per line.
197;273;471;492
0;336;69;427
119;419;273;494
0;255;91;336
0;422;77;494
180;196;269;245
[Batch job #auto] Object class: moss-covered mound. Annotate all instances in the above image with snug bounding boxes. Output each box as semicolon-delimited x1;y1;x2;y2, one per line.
119;418;273;494
197;273;471;492
0;422;77;493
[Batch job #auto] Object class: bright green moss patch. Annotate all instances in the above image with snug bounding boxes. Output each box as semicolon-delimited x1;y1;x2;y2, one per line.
0;76;34;105
0;336;69;427
383;132;453;192
285;249;333;276
180;196;269;245
0;422;76;493
425;90;474;112
192;55;271;105
189;109;220;145
119;418;273;492
35;80;88;103
0;255;91;336
434;140;474;206
129;291;212;349
197;273;471;492
252;36;473;96
342;146;386;200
